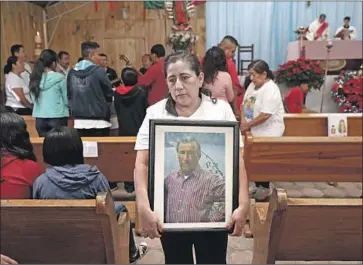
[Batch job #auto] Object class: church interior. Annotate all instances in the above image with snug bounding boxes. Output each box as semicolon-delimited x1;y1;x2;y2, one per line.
0;1;362;264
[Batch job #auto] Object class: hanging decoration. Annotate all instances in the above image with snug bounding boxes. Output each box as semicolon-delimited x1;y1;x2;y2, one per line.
144;1;165;10
94;0;116;12
165;1;206;52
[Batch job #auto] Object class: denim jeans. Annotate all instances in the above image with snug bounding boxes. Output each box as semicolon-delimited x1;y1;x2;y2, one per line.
36;117;68;137
114;204;137;261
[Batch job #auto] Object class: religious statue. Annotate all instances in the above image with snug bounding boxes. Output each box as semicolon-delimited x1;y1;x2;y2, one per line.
165;1;199;52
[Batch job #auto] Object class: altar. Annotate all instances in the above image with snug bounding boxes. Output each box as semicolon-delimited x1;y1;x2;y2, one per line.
287;40;363;61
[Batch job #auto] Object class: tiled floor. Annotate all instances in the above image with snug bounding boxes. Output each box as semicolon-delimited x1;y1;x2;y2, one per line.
134;182;362;264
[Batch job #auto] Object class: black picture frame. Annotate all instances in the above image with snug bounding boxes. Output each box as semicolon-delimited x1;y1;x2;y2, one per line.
148;119;240;232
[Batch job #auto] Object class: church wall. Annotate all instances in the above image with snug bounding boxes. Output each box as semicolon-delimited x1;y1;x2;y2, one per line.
46;1;206;73
0;1;44;86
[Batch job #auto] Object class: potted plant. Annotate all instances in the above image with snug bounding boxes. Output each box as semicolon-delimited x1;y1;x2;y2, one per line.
275;57;324;90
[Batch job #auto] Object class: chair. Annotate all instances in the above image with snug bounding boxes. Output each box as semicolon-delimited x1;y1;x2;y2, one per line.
237;44;254;75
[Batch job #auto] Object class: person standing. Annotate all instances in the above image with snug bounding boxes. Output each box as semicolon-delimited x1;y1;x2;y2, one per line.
67;41;113;137
4;56;33;115
134;51;249;264
56;51;71;76
334;16;357;40
306;14;330;41
99;53;121;88
240;60;285;201
202;46;234;103
5;44;32;86
128;44;168;106
30;49;69;137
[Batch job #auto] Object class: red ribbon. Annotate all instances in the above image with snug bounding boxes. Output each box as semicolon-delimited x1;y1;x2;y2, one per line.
109;1;115;12
94;0;98;12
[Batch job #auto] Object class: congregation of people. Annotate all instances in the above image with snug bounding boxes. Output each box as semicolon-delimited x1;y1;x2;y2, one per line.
0;11;358;264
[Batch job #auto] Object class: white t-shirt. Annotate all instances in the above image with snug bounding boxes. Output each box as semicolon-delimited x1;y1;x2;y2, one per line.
5;72;32;109
243;80;285;137
135;95;243;150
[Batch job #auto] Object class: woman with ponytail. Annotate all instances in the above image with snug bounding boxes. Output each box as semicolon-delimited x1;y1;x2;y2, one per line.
240;59;285;201
4;56;33;115
30;49;69;137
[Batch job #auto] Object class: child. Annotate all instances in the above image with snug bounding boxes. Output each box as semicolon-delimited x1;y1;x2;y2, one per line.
32;127;148;263
284;79;315;113
114;68;148;194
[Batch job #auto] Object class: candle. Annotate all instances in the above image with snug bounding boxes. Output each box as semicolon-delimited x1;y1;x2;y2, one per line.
35;31;41;43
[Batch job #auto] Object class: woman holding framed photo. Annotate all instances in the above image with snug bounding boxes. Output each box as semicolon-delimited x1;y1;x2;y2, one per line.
134;51;249;264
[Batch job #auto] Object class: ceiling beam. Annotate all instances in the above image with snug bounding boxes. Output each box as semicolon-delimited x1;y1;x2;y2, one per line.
45;1;91;22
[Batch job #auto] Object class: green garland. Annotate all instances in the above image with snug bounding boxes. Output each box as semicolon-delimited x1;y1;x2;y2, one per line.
144;1;164;9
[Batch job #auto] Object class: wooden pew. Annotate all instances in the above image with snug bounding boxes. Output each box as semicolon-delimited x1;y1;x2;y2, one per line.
244;133;363;237
283;113;362;136
244;134;363;183
30;136;141;233
252;188;362;264
0;192;130;264
31;137;136;182
22;116;74;137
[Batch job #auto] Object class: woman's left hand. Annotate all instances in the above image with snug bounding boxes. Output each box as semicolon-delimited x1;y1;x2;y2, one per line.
226;203;249;237
240;120;250;133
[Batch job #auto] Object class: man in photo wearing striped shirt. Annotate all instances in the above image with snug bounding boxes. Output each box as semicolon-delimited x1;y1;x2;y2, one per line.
164;138;225;223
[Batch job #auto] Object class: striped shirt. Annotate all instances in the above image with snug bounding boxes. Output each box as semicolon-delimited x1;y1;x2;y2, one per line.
164;165;225;223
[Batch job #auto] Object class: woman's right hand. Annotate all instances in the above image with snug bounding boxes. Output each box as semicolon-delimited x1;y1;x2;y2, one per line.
139;207;163;239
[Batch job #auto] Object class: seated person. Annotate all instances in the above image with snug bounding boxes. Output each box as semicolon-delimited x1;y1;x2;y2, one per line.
32;127;147;263
0;107;44;199
114;68;148;194
284;79;316;113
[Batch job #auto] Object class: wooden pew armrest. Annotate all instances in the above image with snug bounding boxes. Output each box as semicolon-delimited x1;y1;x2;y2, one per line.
116;212;131;264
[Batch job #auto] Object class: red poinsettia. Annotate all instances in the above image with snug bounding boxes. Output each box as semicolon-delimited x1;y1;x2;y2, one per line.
331;71;363;113
275;58;324;89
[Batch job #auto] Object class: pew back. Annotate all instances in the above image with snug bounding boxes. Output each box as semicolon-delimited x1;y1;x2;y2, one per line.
252;189;362;263
31;137;136;182
0;192;129;264
283;113;362;136
244;134;363;182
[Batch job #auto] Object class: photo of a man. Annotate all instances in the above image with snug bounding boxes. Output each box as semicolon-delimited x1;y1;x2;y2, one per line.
164;135;226;224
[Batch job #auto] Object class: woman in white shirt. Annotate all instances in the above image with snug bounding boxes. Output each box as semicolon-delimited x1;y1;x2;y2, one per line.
240;59;285;201
4;56;33;115
134;51;249;264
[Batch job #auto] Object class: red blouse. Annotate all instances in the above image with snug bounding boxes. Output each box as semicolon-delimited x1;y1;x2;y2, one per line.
1;155;44;199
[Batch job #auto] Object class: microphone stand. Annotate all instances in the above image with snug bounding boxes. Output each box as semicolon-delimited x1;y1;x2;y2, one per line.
320;40;334;113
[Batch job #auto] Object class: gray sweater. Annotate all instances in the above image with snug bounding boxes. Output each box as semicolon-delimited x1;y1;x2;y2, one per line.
33;164;110;199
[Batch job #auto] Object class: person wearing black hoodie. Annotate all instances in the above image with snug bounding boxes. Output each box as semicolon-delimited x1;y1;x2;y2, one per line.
32;127;148;263
114;67;148;137
114;68;148;194
67;41;113;137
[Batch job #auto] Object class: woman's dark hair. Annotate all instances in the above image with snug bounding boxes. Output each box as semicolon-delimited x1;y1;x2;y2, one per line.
121;67;138;86
249;60;275;80
164;51;216;116
29;49;58;101
0;107;36;161
202;46;228;84
43;127;84;166
4;56;19;75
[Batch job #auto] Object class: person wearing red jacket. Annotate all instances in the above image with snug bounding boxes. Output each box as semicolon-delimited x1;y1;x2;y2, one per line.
0;108;44;199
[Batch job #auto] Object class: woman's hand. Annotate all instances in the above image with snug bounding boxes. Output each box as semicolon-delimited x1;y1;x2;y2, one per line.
240;120;250;133
1;254;18;264
139;207;163;239
226;203;249;237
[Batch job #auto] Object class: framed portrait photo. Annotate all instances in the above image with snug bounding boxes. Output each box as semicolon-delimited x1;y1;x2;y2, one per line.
148;119;240;232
